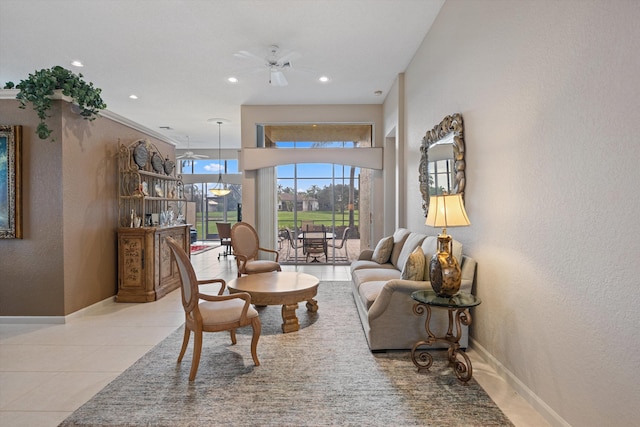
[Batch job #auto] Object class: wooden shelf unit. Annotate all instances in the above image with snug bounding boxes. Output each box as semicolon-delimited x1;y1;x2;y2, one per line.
116;139;189;302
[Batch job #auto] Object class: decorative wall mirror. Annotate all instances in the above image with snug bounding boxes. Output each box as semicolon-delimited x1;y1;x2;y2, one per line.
419;113;465;216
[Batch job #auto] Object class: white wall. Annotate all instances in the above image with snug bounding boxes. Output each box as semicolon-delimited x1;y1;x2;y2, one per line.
397;1;640;426
382;74;404;234
239;104;385;249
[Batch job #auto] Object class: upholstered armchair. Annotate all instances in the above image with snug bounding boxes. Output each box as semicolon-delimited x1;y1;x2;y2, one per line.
230;222;282;277
166;237;261;381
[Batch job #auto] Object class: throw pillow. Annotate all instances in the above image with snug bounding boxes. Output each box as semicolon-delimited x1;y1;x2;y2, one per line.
371;236;394;264
401;246;425;281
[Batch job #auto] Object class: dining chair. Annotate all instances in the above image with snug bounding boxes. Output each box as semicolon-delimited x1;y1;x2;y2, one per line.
328;226;351;261
230;221;281;277
216;222;233;260
165;237;261;381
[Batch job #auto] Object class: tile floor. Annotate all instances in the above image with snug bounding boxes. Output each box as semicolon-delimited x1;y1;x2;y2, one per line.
0;246;550;427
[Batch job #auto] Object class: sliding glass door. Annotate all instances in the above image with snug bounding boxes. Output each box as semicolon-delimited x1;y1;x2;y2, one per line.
180;159;241;242
277;162;359;264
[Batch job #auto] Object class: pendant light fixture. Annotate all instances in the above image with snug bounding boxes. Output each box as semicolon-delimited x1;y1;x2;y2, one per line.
209;120;231;197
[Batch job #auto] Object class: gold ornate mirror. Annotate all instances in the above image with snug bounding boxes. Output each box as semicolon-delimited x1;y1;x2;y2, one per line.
419;113;465;217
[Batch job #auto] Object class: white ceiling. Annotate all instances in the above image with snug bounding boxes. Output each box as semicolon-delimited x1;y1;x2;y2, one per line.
0;0;444;151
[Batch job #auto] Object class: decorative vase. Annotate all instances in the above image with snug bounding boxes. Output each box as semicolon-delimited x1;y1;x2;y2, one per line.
429;234;462;297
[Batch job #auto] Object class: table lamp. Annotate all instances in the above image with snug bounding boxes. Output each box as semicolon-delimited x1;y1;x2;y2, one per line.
425;193;470;297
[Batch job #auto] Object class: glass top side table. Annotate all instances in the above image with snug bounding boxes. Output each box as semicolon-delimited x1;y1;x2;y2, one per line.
410;290;481;384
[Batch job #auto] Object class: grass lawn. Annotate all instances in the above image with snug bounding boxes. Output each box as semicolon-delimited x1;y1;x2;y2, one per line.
277;210;359;229
191;210;358;238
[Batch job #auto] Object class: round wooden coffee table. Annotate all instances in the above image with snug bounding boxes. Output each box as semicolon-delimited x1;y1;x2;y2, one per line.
227;272;319;333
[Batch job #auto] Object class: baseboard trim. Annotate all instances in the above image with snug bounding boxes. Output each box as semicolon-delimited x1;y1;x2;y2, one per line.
0;316;65;324
64;295;118;321
0;295;116;324
469;337;570;427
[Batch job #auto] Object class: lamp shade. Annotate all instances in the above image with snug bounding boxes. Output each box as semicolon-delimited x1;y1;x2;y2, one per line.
425;193;470;228
209;187;231;197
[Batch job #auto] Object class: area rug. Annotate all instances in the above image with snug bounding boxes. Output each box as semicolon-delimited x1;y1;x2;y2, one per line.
59;282;513;427
189;244;217;255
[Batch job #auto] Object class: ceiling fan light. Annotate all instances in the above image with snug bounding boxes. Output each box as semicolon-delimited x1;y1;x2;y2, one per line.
269;70;288;86
209;121;231;197
210;187;231;197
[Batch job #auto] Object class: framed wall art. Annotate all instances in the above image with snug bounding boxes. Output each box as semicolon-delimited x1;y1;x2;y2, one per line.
0;125;22;239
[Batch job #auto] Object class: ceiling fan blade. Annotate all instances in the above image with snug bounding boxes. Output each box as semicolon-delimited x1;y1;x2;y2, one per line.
234;50;266;64
177;151;209;160
269;69;288;86
277;50;301;67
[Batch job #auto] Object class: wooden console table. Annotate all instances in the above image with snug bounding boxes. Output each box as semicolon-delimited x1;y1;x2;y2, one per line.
116;224;190;302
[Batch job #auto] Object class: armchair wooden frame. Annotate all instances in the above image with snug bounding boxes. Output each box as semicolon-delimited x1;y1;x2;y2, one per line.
166;237;261;381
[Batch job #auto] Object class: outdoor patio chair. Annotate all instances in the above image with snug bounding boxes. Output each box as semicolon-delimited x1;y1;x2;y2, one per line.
285;227;304;260
303;224;327;263
328;227;351;261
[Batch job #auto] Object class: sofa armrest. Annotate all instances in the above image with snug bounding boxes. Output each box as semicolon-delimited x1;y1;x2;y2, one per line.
358;249;374;261
368;280;430;322
460;255;477;282
367;275;475;323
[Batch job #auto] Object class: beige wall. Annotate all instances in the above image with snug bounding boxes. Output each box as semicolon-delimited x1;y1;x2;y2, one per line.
392;0;640;425
0;98;176;316
0;99;65;316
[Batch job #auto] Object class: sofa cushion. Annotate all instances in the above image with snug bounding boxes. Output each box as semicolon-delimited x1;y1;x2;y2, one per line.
358;281;388;310
401;247;425;281
371;235;394;264
389;228;411;267
394;232;427;270
352;268;401;289
350;259;397;273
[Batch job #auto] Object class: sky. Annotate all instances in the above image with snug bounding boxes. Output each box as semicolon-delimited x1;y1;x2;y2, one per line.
181;160;359;192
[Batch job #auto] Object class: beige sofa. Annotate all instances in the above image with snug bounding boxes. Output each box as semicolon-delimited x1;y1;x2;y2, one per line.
351;228;477;351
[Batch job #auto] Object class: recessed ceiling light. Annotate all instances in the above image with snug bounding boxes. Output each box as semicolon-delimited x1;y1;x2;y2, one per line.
129;94;138;99
319;76;330;83
71;60;84;67
228;77;239;83
374;90;383;96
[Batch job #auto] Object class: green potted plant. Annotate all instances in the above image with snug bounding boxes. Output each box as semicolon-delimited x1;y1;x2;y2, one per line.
4;66;107;140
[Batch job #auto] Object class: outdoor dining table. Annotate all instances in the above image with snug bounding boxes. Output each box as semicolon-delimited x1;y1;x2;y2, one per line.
296;232;336;240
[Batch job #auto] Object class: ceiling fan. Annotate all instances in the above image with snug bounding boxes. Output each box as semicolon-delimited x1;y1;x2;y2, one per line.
234;45;301;86
176;136;209;160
